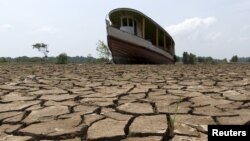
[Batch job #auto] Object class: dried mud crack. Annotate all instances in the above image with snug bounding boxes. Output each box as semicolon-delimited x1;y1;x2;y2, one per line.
0;64;249;141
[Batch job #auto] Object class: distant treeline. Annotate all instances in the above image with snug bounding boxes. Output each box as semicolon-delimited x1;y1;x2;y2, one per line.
176;52;250;64
0;54;249;64
238;57;250;62
0;56;108;64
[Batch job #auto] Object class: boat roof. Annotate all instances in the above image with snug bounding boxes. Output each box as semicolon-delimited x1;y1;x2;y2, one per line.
108;8;175;46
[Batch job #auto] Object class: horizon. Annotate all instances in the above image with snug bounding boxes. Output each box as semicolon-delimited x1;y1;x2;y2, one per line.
1;0;250;59
1;54;249;60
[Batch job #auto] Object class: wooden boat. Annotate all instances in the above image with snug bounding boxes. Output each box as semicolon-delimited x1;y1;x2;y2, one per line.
106;8;175;64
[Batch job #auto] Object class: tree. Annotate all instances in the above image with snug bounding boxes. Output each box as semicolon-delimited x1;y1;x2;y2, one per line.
96;40;111;60
230;55;238;62
182;52;196;64
182;52;189;64
0;57;7;63
189;53;197;64
57;53;68;64
32;43;49;63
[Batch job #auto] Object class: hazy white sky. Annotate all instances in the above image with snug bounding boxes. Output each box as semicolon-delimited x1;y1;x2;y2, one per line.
0;0;249;59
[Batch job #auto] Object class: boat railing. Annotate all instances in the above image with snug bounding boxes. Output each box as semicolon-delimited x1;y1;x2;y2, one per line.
106;16;145;40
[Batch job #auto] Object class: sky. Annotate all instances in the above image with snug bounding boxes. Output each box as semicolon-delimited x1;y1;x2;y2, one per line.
0;0;250;59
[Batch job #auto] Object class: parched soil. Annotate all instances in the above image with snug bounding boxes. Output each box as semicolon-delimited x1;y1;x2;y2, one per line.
0;64;249;141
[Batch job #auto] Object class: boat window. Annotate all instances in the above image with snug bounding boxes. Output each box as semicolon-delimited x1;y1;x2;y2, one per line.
128;18;133;27
122;18;127;26
134;20;137;35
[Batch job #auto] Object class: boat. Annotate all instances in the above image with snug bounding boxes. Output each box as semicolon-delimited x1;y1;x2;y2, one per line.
106;8;175;64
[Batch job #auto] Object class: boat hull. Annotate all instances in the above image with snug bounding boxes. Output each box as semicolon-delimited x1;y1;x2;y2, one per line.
107;35;174;64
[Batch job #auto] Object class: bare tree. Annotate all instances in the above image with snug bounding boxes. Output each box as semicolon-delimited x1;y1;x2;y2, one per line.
32;43;49;63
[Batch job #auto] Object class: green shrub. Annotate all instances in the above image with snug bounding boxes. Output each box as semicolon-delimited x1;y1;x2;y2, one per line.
57;53;68;64
230;55;238;62
223;58;228;63
197;57;205;63
0;57;7;63
205;57;215;64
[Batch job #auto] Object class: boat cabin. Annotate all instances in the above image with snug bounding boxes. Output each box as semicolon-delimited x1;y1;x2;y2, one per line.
108;9;175;55
120;16;140;36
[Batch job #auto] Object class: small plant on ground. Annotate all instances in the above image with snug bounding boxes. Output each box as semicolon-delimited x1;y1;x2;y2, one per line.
168;98;181;138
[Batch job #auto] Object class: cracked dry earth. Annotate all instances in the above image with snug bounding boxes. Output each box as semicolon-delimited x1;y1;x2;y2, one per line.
0;64;249;141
